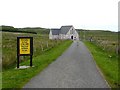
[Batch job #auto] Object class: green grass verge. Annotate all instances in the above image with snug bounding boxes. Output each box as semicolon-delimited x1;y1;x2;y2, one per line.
0;73;2;90
2;40;72;89
84;41;119;88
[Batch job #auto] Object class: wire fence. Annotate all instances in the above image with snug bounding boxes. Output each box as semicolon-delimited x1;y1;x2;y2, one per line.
79;31;118;55
2;32;65;69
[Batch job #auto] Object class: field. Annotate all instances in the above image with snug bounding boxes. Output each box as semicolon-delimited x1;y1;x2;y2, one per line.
0;31;2;90
2;31;63;69
77;29;119;88
2;27;73;89
2;39;72;89
2;26;119;88
78;30;118;54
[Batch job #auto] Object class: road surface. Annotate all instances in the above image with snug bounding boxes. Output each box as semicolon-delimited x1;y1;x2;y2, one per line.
23;41;109;88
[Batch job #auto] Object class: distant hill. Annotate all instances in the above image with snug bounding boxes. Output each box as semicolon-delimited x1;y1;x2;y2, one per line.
0;25;50;34
1;25;18;31
1;25;118;35
76;29;117;33
18;27;49;34
76;29;118;36
76;29;118;41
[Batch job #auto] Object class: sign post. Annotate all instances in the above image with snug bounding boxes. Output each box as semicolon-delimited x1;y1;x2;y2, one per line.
17;37;33;68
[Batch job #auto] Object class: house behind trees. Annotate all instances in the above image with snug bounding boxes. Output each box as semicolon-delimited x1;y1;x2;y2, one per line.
49;25;79;40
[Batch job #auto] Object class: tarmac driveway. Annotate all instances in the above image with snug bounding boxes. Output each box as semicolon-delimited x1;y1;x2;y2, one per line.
23;41;109;88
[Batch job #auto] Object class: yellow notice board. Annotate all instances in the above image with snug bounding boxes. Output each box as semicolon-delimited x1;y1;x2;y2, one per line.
20;38;30;54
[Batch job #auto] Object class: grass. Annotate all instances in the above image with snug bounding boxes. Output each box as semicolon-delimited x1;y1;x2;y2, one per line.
84;41;119;88
2;40;72;89
0;31;2;90
78;30;118;54
2;32;63;69
0;73;1;89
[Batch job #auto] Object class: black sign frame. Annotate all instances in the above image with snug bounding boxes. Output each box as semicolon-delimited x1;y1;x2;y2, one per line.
17;37;33;68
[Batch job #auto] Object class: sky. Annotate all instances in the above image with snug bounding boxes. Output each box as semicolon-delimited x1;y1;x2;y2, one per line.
0;0;119;32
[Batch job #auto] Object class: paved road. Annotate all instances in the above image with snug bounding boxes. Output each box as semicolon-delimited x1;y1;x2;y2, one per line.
23;41;109;88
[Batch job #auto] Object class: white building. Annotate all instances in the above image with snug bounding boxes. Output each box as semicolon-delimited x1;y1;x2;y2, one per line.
49;25;79;40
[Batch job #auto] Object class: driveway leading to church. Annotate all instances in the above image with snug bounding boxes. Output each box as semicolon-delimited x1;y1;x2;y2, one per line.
23;41;109;88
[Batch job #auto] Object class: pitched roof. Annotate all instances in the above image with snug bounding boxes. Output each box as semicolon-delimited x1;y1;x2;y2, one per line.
60;25;73;34
51;29;60;35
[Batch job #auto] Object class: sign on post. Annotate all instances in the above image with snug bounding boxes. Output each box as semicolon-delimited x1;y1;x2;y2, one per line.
17;37;33;68
20;38;30;55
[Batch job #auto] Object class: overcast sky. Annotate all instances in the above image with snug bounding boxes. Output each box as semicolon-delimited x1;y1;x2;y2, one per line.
0;0;119;32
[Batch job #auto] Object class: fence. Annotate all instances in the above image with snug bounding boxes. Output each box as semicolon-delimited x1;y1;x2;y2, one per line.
85;36;118;55
2;32;64;68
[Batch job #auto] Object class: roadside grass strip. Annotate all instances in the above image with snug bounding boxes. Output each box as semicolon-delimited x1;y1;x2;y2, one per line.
2;40;72;89
84;41;119;88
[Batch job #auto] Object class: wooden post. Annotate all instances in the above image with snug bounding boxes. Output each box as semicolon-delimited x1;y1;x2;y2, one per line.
41;44;43;51
46;41;48;48
17;55;19;68
30;55;32;67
